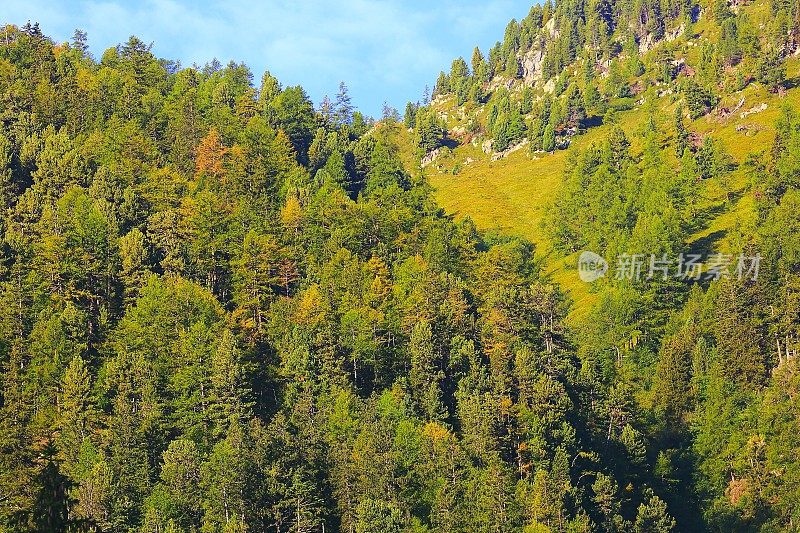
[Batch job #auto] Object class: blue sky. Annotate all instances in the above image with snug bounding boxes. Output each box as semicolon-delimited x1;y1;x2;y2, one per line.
2;0;532;117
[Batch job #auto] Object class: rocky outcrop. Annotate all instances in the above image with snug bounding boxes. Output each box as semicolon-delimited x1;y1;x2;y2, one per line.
639;24;684;53
489;75;514;91
450;126;467;138
421;148;443;168
735;123;766;136
674;58;696;77
665;24;685;43
597;58;612;78
490;139;529;161
639;33;656;54
715;97;745;121
522;49;545;85
740;102;767;119
545;17;559;40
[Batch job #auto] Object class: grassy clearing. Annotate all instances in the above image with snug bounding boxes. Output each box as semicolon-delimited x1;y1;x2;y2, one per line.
421;101;652;316
412;49;799;317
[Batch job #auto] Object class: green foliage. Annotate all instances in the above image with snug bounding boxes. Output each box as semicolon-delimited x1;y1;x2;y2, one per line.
1;6;799;532
542;124;556;153
267;85;315;162
413;107;447;153
634;495;676;532
354;498;403;533
674;105;689;158
681;79;719;119
755;48;786;93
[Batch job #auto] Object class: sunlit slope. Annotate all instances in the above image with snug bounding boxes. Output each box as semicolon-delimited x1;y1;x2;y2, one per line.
416;56;800;318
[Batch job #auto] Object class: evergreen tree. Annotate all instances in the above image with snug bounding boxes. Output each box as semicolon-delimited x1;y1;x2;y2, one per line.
56;356;95;474
403;102;418;129
634;495;676;532
414;107;446;153
471;46;488;83
268;86;316;162
409;321;445;421
542;124;556;152
756;48;786;92
334;81;354;126
32;442;74;533
354;499;403;533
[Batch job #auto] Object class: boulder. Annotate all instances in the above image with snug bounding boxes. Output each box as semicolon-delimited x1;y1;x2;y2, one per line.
740;102;767;119
491;139;529;161
421;148;443;168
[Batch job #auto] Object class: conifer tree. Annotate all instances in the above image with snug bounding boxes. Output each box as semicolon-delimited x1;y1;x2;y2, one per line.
409;321;445;421
542;124;556;152
334;81;354;126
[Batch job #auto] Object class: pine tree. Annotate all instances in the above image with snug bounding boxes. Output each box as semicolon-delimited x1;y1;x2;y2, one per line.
682;79;718;119
322;149;350;191
565;84;586;129
32;442;74;533
756;48;786;93
651;332;695;429
528;118;544;152
318;95;335;128
403;102;418;129
307;127;329;172
354;499;403;533
71;29;89;56
433;72;450;97
334;81;354;126
232;231;280;337
269;86;316;162
634;495;676;532
409;321;445;421
200;421;249;529
592;473;627;532
414;108;446;153
208;330;251;436
0;343;37;528
471;47;488;83
0;132;15;211
119;228;150;304
56;356;95;475
713;280;767;387
158;439;202;529
542;124;556;152
259;71;282;110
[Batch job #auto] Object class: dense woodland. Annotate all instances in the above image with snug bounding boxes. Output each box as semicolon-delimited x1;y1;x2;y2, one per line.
0;0;799;531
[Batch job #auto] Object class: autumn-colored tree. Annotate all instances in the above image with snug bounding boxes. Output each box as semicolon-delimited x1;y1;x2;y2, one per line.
195;127;227;181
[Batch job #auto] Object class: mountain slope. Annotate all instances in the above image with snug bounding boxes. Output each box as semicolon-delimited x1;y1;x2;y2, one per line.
407;0;799;319
1;2;800;531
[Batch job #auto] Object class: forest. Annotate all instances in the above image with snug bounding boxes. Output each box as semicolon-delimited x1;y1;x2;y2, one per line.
0;0;799;530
